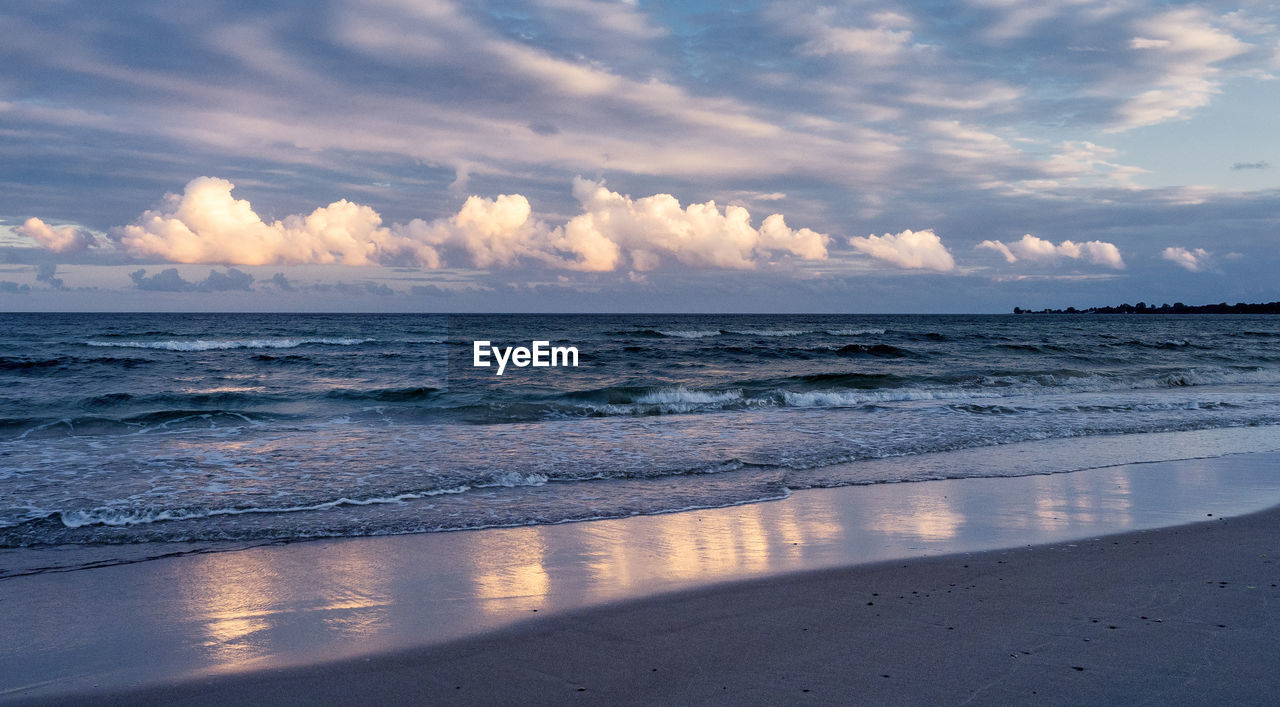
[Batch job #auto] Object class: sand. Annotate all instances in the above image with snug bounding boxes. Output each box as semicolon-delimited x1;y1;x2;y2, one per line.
90;503;1280;704
5;450;1280;704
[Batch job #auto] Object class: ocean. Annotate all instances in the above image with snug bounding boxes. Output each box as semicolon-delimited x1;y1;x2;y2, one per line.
2;313;1279;573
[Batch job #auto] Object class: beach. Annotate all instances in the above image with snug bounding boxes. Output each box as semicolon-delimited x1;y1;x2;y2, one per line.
123;498;1280;704
5;449;1280;703
8;0;1280;701
3;313;1279;703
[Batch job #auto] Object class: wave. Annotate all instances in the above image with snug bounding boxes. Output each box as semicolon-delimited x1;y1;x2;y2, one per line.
832;343;914;357
655;329;721;338
326;386;442;402
724;329;810;337
83;337;374;351
349;365;1280;423
77;391;271;409
251;353;314;364
14;365;1276;435
825;328;886;336
717;343;919;359
618;327;889;339
538;366;1280;417
0;357;63;371
53;472;552;529
948;400;1242;416
1107;339;1196;350
1;355;152;371
3;410;277;441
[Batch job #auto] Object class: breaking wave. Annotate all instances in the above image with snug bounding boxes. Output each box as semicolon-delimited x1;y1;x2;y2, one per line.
84;337;374;351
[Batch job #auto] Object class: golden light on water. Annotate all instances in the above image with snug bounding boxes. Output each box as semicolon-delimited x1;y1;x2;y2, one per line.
470;530;551;614
178;551;281;671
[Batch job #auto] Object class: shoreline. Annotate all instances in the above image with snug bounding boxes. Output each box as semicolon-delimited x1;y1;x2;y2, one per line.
4;448;1280;701
117;500;1280;704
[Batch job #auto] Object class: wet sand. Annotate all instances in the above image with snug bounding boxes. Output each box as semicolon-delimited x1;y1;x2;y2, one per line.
5;450;1280;703
114;502;1280;704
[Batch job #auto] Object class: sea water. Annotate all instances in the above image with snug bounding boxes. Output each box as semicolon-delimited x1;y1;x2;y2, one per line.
2;313;1278;572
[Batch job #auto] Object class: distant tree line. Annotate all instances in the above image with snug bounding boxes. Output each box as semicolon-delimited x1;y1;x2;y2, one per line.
1013;301;1280;315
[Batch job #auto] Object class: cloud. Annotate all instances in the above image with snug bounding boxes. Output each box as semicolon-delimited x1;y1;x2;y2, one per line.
310;281;397;297
405;193;552;269
14;218;97;253
1232;161;1270;170
130;267;255;292
267;272;295;291
554;178;829;271
1112;9;1250;130
977;234;1125;269
0;281;31;294
847;229;955;272
116;177;443;268
130;268;192;292
36;262;65;289
200;267;255;291
1162;246;1210;271
50;177;830;274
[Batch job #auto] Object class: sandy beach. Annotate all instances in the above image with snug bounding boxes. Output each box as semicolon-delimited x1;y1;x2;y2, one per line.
119;500;1280;705
4;449;1280;704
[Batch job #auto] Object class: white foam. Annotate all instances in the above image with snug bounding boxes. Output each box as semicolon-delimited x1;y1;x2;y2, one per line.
725;329;810;337
486;471;551;487
825;328;886;336
656;330;721;338
59;486;471;528
782;388;1002;407
634;387;743;405
84;338;373;351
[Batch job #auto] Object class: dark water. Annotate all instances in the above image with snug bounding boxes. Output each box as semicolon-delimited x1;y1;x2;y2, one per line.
2;313;1279;556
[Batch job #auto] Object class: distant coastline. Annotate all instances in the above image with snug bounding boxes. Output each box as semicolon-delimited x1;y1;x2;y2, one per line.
1014;301;1280;315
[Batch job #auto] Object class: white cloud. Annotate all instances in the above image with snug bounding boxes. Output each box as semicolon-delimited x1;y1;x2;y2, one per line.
978;234;1125;269
1162;246;1210;271
1043;141;1148;189
1112;9;1250;130
402;193;553;269
116;177;444;268
556;178;829;271
795;5;919;65
800;25;916;63
848;229;955;271
15;218;97;253
57;177;830;273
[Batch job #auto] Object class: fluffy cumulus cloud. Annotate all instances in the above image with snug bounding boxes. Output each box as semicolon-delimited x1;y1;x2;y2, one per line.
42;177;830;274
117;178;443;268
847;229;955;272
556;178;828;271
978;234;1125;269
15;218;97;253
1162;246;1210;271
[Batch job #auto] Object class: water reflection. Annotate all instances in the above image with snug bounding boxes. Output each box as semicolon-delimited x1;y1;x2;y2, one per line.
162;454;1278;682
177;538;392;672
312;542;392;637
178;550;281;671
868;492;963;540
567;495;844;598
470;529;550;614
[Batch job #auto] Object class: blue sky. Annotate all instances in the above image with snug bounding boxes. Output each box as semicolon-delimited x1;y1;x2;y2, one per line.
1;0;1277;312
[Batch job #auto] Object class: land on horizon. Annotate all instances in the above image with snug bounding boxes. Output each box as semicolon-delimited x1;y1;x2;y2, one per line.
1014;301;1280;315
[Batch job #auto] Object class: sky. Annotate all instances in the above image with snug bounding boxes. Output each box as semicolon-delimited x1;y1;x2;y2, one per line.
1;0;1277;312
